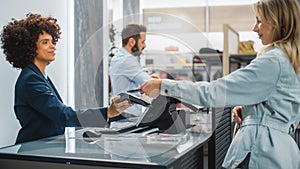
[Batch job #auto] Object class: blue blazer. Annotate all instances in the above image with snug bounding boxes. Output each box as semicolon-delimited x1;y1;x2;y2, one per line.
14;64;108;144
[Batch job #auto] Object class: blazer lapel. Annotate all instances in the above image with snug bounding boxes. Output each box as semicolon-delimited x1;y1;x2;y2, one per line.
27;64;63;103
46;76;63;102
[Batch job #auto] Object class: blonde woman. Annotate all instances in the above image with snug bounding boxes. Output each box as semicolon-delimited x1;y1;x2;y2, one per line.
139;0;300;168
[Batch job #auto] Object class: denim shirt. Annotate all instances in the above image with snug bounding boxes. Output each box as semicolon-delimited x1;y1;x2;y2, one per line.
110;48;151;116
160;47;300;169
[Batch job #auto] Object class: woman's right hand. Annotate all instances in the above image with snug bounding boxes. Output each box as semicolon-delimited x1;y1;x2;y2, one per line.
139;79;162;98
232;106;243;124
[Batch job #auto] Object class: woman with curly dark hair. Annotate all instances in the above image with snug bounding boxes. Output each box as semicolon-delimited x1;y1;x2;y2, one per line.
1;13;132;144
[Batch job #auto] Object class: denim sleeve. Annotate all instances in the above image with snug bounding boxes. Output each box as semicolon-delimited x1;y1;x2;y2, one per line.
160;54;280;107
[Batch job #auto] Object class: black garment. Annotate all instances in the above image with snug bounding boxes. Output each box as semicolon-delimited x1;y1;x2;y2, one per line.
14;64;108;144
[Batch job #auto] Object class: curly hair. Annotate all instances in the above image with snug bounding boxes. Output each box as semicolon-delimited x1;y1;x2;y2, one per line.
0;13;61;69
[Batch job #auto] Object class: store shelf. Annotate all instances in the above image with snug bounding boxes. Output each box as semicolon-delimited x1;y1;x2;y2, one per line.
229;53;256;73
145;63;206;68
142;51;223;81
229;53;256;63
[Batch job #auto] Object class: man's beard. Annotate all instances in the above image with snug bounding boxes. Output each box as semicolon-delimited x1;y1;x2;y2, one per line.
131;43;143;56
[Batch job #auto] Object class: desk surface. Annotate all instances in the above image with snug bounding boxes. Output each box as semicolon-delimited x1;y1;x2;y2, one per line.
0;126;211;168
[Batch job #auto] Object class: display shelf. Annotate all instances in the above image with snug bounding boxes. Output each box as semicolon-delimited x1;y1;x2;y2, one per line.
145;63;206;68
229;53;256;63
142;51;223;82
229;53;256;73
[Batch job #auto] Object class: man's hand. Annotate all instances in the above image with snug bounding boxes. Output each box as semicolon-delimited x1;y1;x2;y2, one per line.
150;73;159;79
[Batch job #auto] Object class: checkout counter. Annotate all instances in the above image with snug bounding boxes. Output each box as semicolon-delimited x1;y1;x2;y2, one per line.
0;95;224;169
0;127;211;169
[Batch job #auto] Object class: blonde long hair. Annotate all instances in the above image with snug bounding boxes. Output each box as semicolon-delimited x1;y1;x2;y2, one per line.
254;0;300;74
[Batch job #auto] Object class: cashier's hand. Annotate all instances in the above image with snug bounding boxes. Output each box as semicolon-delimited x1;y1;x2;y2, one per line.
107;95;133;118
232;106;243;124
139;79;162;98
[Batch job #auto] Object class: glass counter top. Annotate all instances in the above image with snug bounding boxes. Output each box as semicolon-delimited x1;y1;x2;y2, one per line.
0;126;211;168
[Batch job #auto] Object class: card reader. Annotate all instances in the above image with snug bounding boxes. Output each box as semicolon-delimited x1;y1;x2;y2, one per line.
116;93;151;107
